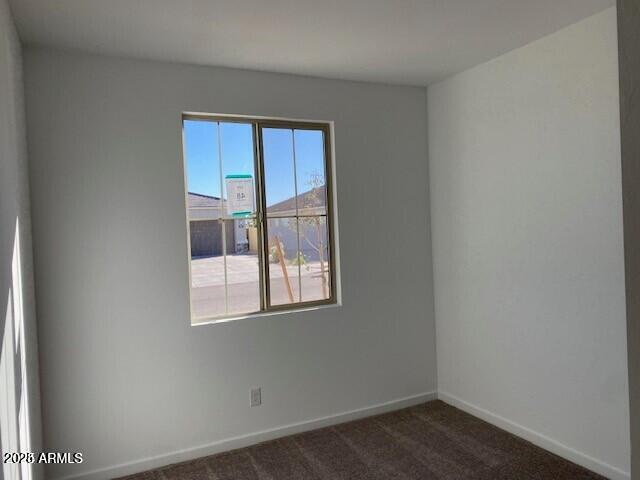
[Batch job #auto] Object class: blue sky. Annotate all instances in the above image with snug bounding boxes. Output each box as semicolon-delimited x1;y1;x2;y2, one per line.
184;120;325;208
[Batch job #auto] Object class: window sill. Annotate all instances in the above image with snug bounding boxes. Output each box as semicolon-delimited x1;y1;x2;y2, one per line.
191;301;341;327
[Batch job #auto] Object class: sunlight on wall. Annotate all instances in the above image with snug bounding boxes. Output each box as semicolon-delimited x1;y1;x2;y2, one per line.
1;217;32;480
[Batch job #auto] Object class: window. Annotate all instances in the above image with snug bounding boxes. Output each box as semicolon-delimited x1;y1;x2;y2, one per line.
182;115;337;323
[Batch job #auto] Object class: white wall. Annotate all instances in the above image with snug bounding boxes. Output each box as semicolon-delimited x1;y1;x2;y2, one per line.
428;7;629;479
23;49;437;479
0;1;43;479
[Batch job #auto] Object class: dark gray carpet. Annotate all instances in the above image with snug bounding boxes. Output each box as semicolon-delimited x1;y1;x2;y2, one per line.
118;400;605;480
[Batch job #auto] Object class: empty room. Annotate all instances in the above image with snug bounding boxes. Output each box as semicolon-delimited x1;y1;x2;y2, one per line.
1;0;639;479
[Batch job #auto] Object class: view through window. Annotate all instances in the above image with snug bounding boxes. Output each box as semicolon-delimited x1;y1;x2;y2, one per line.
183;116;336;322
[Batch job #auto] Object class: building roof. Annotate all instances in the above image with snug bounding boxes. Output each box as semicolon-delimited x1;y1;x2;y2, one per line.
188;187;326;217
267;186;326;214
188;192;224;208
187;192;227;221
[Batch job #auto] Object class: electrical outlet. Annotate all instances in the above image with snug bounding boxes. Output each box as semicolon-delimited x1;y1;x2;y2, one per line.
250;387;261;407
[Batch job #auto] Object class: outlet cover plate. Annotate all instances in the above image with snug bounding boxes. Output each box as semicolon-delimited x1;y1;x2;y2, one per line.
251;387;261;407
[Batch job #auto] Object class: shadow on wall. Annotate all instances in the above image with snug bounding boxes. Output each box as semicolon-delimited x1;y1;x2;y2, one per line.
1;217;34;480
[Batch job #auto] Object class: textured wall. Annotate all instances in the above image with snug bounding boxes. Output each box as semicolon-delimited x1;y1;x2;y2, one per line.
428;8;629;479
617;1;640;478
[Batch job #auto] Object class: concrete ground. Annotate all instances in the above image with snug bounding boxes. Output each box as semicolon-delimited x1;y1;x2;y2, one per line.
191;254;330;320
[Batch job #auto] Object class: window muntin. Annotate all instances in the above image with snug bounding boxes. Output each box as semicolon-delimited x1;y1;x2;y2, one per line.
183;116;336;323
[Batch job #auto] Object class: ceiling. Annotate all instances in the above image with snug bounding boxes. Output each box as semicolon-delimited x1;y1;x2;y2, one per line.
9;0;614;86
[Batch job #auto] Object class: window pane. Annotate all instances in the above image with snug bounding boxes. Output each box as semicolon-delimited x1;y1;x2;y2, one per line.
263;128;296;216
299;216;331;302
266;217;301;306
184;120;260;321
189;220;232;319
220;122;257;219
184;120;223;220
226;218;261;315
294;129;327;216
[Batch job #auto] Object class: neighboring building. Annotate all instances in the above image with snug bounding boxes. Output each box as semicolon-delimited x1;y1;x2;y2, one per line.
266;185;327;217
187;192;236;257
188;187;327;261
266;186;328;262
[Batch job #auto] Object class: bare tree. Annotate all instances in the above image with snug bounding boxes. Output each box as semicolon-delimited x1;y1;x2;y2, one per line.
287;171;328;299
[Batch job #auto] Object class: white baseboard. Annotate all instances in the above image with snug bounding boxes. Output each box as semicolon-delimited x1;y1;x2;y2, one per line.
437;391;630;480
53;390;629;480
54;391;437;480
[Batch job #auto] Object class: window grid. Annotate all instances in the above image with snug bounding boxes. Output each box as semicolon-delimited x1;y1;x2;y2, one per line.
183;115;337;322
